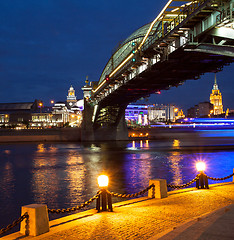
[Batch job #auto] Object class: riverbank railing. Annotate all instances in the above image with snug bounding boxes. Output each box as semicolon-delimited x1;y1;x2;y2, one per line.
1;165;234;237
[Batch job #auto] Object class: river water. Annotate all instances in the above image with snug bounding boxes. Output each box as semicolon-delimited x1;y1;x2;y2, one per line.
0;137;234;231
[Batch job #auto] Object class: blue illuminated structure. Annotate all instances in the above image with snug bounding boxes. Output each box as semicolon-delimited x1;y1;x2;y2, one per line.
181;118;234;125
125;104;150;126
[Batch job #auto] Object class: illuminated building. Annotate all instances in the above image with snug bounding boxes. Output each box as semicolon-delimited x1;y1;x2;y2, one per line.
0;100;43;128
148;104;177;123
210;74;224;115
67;85;77;107
125;104;148;126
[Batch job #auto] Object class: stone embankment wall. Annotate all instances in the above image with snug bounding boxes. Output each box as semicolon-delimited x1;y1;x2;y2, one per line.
0;128;81;142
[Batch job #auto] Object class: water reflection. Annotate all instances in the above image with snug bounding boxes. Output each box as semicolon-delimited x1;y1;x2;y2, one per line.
125;152;152;191
1;140;234;229
65;153;86;204
168;152;183;186
1;162;15;203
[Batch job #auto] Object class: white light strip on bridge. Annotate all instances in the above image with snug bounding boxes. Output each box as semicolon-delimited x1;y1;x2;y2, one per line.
138;0;174;49
93;79;106;93
109;53;134;78
108;0;174;80
94;0;186;93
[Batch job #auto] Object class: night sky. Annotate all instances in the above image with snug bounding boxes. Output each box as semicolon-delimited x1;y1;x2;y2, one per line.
0;0;233;112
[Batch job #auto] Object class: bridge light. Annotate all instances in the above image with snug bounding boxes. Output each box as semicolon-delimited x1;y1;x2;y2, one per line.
105;75;110;81
132;58;136;62
132;42;136;46
132;50;136;54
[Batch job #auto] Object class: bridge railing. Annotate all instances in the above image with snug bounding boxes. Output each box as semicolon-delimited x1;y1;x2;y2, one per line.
142;0;210;51
99;0;213;88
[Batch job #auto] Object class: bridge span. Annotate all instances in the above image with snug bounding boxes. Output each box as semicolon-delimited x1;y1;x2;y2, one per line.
82;0;234;141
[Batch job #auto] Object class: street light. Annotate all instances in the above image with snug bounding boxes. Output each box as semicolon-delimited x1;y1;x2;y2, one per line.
38;102;43;114
98;175;109;188
96;175;112;212
196;162;206;172
196;162;209;189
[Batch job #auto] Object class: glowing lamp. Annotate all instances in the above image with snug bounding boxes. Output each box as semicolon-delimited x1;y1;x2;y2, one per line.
196;162;206;172
98;175;109;188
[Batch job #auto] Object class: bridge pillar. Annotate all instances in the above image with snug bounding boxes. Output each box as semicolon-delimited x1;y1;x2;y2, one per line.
81;100;128;141
81;98;94;141
93;113;128;141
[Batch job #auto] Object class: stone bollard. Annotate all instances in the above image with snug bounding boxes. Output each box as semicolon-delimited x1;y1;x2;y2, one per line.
148;179;168;199
20;204;49;236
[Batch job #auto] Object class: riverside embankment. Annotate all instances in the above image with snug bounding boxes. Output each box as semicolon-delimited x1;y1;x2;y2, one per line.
2;182;234;240
1;126;234;143
0;128;81;142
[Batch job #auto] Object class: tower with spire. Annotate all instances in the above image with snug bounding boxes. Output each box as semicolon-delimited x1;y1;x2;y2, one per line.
210;74;223;115
67;85;77;107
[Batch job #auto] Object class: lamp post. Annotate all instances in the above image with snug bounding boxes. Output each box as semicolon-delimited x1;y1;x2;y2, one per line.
96;175;113;212
196;162;209;189
39;102;43;114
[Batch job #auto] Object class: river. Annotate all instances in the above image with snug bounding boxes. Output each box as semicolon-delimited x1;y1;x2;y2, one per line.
0;137;234;232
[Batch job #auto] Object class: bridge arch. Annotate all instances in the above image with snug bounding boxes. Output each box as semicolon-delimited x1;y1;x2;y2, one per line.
82;0;234;141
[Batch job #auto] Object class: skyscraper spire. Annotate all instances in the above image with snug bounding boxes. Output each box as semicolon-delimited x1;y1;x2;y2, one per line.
213;73;218;90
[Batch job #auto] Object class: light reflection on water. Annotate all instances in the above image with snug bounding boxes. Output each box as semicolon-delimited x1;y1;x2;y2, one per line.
0;140;234;229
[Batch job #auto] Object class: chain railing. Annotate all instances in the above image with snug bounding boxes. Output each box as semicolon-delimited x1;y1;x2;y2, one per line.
0;212;29;236
2;169;233;236
167;171;234;190
207;172;234;181
167;174;201;189
48;191;101;214
108;184;155;198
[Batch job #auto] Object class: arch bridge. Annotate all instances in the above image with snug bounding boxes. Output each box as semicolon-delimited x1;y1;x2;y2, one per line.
82;0;234;141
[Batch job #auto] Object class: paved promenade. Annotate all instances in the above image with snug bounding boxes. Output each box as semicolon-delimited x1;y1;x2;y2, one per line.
3;182;234;240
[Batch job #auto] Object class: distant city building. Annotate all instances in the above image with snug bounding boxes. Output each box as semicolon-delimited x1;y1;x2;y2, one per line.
187;102;213;118
67;85;77;107
125;104;180;126
210;74;224;115
198;102;214;117
0;100;42;127
148;104;177;123
125;104;148;126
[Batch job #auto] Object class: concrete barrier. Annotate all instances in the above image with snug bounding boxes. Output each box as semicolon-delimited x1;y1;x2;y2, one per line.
148;179;168;199
20;204;49;236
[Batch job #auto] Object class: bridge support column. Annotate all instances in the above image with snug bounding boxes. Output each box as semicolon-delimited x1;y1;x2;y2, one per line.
81;100;129;141
81;98;94;141
93;112;129;141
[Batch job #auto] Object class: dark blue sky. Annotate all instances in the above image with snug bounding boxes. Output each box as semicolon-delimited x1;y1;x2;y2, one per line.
0;0;233;111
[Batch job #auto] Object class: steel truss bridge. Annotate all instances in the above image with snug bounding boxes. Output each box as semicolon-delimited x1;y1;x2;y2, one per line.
82;0;234;140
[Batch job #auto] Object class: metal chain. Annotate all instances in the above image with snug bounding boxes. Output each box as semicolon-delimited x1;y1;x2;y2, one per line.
207;172;234;181
48;192;101;214
167;174;200;189
108;184;155;198
0;212;29;235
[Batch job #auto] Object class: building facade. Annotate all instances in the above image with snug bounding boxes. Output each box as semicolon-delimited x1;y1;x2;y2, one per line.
210;74;224;115
187;102;213;118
